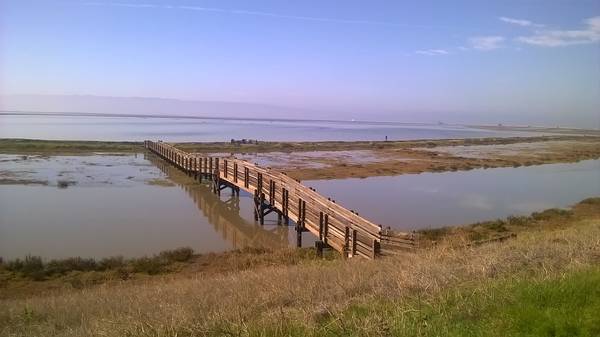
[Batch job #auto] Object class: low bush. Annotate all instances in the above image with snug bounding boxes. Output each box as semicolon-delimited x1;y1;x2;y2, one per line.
158;247;194;263
480;220;509;232
417;227;451;241
580;197;600;206
2;247;196;280
45;257;98;275
98;256;125;270
532;208;573;221
507;215;529;226
8;256;46;280
131;257;168;275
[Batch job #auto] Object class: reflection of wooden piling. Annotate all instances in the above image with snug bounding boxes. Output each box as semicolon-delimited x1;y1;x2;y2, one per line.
144;140;415;259
146;153;290;250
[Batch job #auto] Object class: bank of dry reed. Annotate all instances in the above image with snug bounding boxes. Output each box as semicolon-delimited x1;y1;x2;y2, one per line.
1;212;598;336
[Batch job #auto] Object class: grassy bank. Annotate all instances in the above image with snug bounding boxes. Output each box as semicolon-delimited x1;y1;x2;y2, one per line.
417;197;600;246
1;198;598;336
0;139;142;154
0;248;321;300
1;135;594;155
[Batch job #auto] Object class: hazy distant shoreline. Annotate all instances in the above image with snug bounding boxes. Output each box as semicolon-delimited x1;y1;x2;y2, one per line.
0;110;480;126
2;110;597;132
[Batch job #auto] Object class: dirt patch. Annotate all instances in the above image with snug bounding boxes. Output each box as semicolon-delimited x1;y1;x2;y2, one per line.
145;178;176;187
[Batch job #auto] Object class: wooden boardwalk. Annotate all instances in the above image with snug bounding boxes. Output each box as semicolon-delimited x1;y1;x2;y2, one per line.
145;140;415;258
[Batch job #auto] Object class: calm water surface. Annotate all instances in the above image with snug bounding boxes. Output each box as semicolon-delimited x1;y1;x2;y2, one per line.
307;159;600;230
0;114;538;142
1;153;597;259
0;154;297;259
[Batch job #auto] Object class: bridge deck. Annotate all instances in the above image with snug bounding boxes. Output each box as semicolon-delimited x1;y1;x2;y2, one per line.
145;140;414;258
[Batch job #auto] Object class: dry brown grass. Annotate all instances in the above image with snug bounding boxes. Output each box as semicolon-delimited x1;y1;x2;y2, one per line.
1;212;598;336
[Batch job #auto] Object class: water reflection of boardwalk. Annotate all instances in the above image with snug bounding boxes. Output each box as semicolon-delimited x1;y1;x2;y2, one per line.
148;155;291;251
146;141;416;258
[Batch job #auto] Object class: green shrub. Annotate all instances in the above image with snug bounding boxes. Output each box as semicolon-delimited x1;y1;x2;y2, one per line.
131;257;167;275
532;208;573;221
580;197;600;206
417;227;451;241
98;256;125;270
507;215;529;226
46;257;97;275
473;220;508;232
6;258;24;272
20;256;45;281
158;247;194;263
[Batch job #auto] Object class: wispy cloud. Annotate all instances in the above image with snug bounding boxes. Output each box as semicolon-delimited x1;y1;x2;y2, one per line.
517;16;600;47
83;2;436;28
499;16;543;27
415;49;449;56
468;36;505;50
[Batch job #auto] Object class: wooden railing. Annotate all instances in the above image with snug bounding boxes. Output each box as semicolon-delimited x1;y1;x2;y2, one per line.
145;140;414;258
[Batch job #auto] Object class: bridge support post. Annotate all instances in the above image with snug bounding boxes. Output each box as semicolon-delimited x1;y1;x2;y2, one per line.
296;198;306;247
259;193;266;225
282;188;289;225
193;157;198;180
253;190;260;222
213;173;220;195
296;226;303;247
315;241;325;257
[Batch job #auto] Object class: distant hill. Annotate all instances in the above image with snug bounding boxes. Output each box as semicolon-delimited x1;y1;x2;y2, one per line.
0;94;324;120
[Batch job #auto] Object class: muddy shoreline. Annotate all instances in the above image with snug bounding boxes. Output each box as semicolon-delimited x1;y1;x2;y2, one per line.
2;135;599;180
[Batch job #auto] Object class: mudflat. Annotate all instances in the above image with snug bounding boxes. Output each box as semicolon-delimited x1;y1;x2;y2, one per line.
2;135;599;180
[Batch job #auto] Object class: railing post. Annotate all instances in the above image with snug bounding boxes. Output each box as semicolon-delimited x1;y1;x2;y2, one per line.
371;239;379;259
283;188;289;225
319;212;324;240
323;214;329;244
344;227;350;258
257;173;263;195
352;229;357;257
296;198;305;247
269;180;275;205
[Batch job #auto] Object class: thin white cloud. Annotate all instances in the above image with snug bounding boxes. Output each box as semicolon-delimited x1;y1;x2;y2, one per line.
517;16;600;47
499;16;543;27
468;36;505;50
415;49;449;56
83;2;437;28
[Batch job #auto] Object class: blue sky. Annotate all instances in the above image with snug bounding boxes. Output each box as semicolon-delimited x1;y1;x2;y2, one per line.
1;0;599;126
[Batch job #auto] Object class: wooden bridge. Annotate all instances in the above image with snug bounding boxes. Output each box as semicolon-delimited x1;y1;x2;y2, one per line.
145;140;415;258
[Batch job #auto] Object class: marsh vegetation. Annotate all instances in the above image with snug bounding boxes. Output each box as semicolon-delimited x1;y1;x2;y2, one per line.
1;199;598;336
